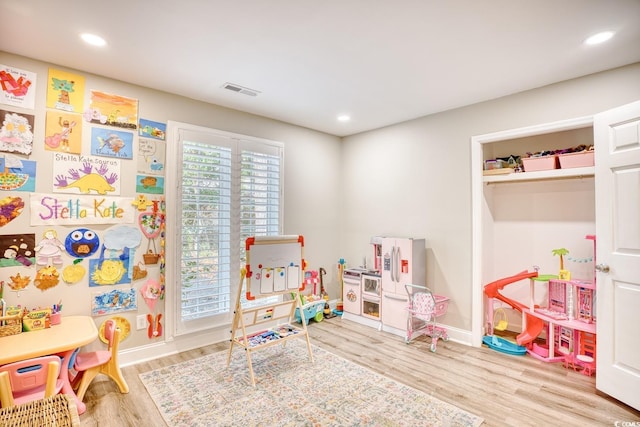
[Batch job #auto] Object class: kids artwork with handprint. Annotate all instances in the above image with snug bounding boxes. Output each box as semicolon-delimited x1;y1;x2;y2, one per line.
52;153;122;195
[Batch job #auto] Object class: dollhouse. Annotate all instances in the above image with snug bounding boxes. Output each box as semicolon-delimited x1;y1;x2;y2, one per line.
526;235;597;375
484;235;597;376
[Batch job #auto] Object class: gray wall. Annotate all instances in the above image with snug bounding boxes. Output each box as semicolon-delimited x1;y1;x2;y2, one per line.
0;51;342;354
340;62;640;331
2;48;639;359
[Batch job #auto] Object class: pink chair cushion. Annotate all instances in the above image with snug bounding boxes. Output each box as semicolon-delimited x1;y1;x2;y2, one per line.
74;350;112;371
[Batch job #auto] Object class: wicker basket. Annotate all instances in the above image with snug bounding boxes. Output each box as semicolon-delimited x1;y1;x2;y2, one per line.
0;313;22;338
0;394;80;426
143;250;159;265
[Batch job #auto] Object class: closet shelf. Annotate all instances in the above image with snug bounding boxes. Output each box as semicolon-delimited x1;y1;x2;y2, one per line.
483;166;594;184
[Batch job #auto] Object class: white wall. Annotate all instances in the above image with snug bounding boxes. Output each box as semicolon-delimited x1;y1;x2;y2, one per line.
341;63;640;333
0;52;342;360
3;49;639;362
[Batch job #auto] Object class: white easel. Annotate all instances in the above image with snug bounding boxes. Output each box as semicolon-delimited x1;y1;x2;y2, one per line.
227;235;314;386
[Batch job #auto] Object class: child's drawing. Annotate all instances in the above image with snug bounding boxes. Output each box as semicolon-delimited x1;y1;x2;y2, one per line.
53;153;121;195
0;157;36;192
44;111;82;153
46;68;85;113
91;287;137;315
90;127;133;159
0;64;36;109
0;195;24;226
138;118;166;140
85;90;138;130
0;109;34;154
137;138;165;175
0;233;35;268
89;258;128;286
136;174;165;194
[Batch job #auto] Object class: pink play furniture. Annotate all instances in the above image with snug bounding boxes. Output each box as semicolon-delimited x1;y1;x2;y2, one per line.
70;319;129;401
0;355;63;407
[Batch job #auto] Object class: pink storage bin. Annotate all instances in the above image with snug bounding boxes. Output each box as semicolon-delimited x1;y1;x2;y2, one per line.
521;155;558;172
558;151;594;169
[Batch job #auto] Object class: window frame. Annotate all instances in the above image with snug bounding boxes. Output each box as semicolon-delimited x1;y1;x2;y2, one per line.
165;121;284;337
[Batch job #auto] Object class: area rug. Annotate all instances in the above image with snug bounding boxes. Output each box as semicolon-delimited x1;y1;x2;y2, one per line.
139;339;484;427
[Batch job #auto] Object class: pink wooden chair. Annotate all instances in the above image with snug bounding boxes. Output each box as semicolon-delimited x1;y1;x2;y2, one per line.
71;319;129;401
0;355;63;407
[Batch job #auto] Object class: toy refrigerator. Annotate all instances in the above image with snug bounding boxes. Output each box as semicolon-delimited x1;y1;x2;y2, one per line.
377;236;426;334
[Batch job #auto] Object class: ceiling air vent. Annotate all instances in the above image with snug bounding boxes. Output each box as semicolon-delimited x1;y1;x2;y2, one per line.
222;82;260;97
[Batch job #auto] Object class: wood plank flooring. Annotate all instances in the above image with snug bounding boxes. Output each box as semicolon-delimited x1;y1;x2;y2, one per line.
79;317;640;426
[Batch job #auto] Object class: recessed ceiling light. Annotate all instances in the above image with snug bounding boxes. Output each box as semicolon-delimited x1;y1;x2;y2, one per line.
80;33;107;47
337;115;351;122
584;31;614;46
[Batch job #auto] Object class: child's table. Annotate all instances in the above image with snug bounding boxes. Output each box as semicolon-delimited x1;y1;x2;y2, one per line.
0;316;98;414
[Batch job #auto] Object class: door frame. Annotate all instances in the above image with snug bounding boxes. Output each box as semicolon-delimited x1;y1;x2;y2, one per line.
470;116;594;347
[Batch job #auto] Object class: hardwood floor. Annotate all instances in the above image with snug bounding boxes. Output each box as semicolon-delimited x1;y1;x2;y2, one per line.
79;317;639;426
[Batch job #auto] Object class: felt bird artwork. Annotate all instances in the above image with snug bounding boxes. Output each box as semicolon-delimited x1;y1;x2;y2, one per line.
131;194;154;211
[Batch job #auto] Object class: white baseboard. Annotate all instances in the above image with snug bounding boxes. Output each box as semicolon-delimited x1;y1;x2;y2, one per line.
382;322;473;346
341;312;474;346
119;327;229;367
119;305;475;367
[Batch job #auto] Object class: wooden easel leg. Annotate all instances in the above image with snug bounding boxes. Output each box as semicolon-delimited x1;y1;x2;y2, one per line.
304;335;314;364
246;349;256;387
294;293;314;364
227;268;247;367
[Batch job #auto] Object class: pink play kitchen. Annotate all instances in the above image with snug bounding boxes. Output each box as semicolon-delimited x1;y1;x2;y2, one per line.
342;236;441;337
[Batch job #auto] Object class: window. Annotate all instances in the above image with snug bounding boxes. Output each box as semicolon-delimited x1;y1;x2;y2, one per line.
166;122;283;335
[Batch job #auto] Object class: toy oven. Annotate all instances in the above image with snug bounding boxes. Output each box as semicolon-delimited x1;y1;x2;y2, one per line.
362;295;381;320
362;273;381;298
361;273;381;320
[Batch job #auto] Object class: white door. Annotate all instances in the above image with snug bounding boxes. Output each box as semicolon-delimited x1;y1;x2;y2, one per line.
594;100;640;410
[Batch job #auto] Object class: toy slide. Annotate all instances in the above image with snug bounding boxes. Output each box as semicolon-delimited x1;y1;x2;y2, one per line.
484;270;544;346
